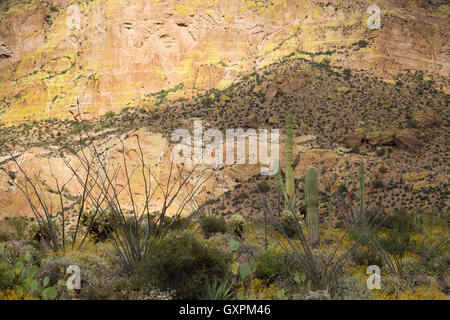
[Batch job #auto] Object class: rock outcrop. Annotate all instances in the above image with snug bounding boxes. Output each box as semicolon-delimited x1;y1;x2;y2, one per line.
347;129;421;152
0;0;448;124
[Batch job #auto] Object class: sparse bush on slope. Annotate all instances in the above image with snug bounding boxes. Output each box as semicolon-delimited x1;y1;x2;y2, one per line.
135;231;231;299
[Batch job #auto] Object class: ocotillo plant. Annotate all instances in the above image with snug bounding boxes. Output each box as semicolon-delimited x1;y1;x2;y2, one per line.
354;160;366;221
275;110;300;209
305;167;319;246
328;203;333;229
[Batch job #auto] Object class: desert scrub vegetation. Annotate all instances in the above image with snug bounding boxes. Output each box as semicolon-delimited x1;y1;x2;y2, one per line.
0;101;218;269
199;216;227;238
0;242;57;300
0;207;447;300
0;166;448;302
134;231;231;299
0;92;448;300
1;53;448;213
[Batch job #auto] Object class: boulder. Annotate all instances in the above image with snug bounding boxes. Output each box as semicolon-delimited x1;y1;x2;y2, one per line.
265;86;278;102
413;107;443;128
345;132;365;147
244;114;258;129
294;135;317;144
279;74;310;94
366;130;396;146
394;129;420;152
355;129;420;152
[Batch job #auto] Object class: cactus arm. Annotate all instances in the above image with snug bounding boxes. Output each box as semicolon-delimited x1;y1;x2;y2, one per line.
293;153;301;169
305;167;319;246
275;167;288;201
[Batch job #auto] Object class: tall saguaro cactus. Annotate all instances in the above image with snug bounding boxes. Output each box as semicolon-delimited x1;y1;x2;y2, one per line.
285;110;295;207
305;167;319;246
275;110;299;210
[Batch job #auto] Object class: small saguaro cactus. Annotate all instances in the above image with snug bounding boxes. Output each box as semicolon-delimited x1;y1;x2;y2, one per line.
275;110;300;210
305;167;319;246
328;203;333;229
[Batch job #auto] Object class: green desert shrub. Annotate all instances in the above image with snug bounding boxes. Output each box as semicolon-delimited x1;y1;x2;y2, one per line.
135;231;231;299
199;216;227;238
357;40;369;48
0;240;42;266
378;166;388;174
145;213;190;235
104;111;116;118
382;209;419;233
161;215;190;231
407;118;419;129
377;262;436;297
29;218;60;245
230;214;245;238
278;209;302;239
351;145;360;154
372;179;384;189
343;68;352;79
81;210;116;242
254;249;287;283
378;229;418;257
4;217;28;239
0;243;57;300
280;220;297;238
350;245;383;267
424;251;450;273
257;181;271;193
0;231;9;242
400;263;434;288
39;247;125;300
376;148;386;157
82;210;190;243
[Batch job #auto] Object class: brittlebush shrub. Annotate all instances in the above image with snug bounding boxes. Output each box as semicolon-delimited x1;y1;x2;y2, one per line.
377;285;447;300
135;231;231;299
0;288;38;300
333;276;374;300
238;278;279;300
39;243;126;300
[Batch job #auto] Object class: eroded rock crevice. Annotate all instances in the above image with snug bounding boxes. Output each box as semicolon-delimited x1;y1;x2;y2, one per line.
0;44;12;59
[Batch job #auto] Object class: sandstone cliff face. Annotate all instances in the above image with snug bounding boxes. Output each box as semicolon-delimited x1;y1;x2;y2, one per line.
0;0;448;124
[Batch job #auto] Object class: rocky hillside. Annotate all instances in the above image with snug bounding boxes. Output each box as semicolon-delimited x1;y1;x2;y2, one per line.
0;55;448;220
0;0;448;221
